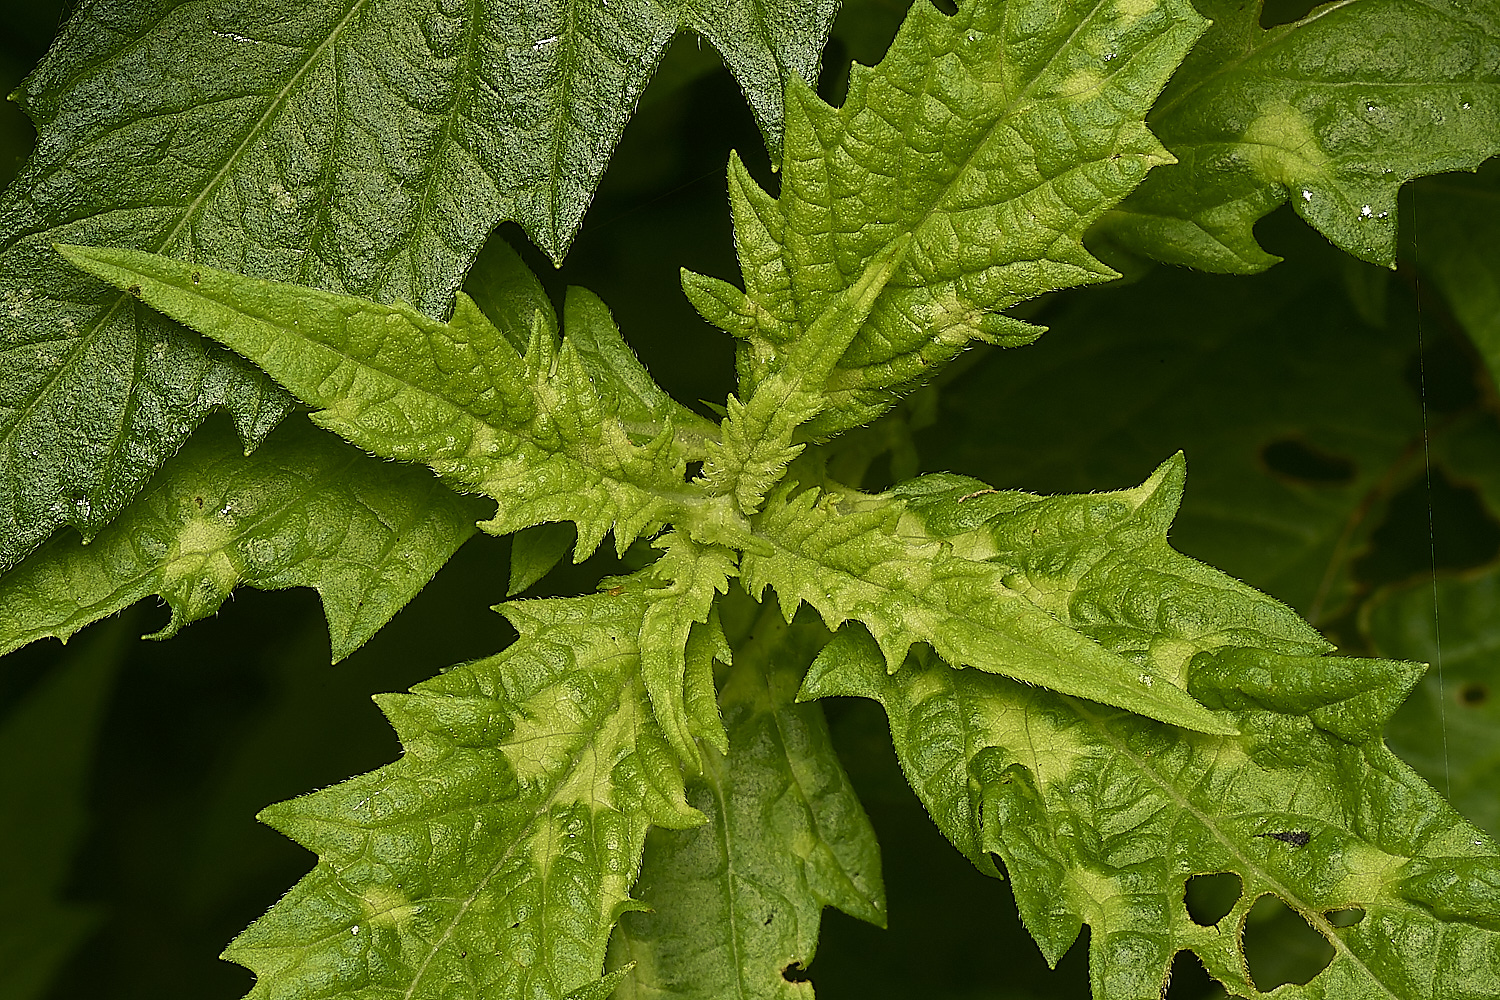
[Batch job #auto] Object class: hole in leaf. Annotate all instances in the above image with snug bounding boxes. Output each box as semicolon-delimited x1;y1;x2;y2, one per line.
684;460;703;483
1259;0;1322;27
1185;872;1242;926
930;0;958;14
1261;438;1357;485
1356;469;1500;585
1326;907;1365;927
1460;682;1489;706
1242;894;1334;992
1165;949;1215;997
782;961;811;983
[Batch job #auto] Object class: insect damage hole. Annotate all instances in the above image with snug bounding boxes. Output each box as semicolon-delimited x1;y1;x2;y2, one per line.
1242;894;1334;992
781;961;811;983
1184;872;1242;926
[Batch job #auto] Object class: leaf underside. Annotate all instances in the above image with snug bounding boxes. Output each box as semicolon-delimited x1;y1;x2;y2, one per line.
0;416;487;662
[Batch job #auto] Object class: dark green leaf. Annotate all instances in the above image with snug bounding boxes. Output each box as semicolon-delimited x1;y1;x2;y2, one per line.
1098;0;1500;271
1411;159;1500;387
0;0;835;568
0;619;126;1000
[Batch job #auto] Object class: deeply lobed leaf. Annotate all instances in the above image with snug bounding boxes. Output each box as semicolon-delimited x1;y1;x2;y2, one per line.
607;598;886;998
803;628;1500;999
0;416;486;661
1097;0;1500;272
741;456;1287;735
224;586;704;1000
54;243;729;560
686;0;1209;437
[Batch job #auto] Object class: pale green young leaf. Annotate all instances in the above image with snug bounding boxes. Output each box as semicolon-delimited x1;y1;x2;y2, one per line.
1097;0;1500;273
0;417;484;662
54;245;721;559
920;238;1424;621
607;599;885;998
700;236;909;512
740;458;1266;735
0;0;833;571
802;627;1500;1000
891;454;1332;665
636;533;739;766
224;587;703;1000
686;0;1208;438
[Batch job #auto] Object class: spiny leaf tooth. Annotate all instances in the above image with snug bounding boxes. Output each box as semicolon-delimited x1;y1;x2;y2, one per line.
552;336;604;431
680;269;766;343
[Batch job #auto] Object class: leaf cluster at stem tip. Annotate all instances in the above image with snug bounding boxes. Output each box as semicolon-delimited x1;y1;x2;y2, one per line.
9;0;1500;997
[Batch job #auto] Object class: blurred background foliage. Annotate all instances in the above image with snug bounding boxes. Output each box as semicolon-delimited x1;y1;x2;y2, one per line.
1;0;1497;998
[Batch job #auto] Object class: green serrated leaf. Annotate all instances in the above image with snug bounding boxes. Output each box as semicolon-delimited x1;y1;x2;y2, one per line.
638;533;739;767
0;0;834;571
686;0;1208;437
744;457;1258;735
1098;0;1500;272
801;626;1500;1000
54;245;734;560
608;599;885;999
224;587;703;1000
0;416;485;661
0;618;126;1000
891;453;1330;661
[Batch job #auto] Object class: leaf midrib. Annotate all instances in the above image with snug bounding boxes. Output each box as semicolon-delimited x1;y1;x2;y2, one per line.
1062;694;1400;999
401;661;643;999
